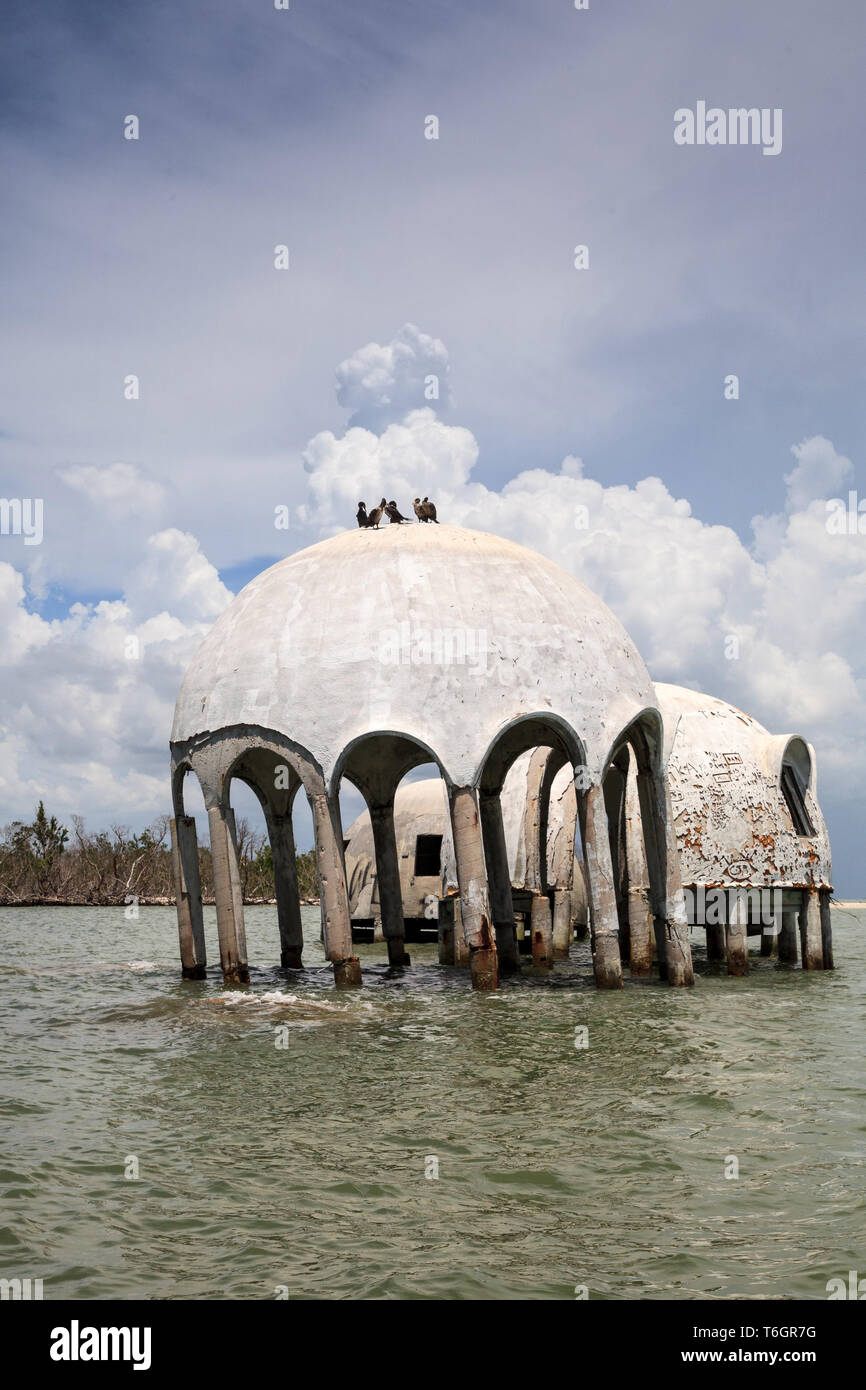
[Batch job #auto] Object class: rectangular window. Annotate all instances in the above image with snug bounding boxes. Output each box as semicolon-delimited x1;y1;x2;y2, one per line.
414;834;442;877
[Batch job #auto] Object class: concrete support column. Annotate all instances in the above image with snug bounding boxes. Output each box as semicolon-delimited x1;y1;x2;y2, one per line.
530;893;553;968
725;890;749;976
479;790;520;974
624;767;653;977
778;908;799;963
267;811;304;969
370;802;410;967
581;783;623;989
551;889;573;958
449;785;498;991
170;815;206;979
312;792;361;988
760;915;779;957
636;769;694;987
799;887;824;971
820;889;834;970
208;805;250;984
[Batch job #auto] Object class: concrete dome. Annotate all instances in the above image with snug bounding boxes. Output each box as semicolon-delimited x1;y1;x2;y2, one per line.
171;524;657;787
657;683;832;889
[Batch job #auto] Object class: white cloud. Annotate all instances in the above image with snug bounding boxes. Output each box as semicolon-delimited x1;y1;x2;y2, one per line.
59;462;165;513
334;324;453;431
0;532;230;830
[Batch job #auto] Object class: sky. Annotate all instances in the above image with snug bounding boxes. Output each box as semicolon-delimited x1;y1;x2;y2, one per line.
1;0;864;889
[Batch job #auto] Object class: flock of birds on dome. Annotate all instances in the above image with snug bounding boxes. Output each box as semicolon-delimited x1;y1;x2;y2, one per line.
356;497;439;528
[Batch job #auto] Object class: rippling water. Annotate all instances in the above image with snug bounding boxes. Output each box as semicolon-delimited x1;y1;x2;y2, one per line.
1;905;864;1300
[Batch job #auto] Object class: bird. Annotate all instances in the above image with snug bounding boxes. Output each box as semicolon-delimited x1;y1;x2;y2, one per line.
421;497;439;523
413;498;427;523
356;502;368;528
366;498;387;529
385;500;410;523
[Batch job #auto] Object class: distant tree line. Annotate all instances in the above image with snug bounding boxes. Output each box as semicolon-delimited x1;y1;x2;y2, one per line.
0;803;320;906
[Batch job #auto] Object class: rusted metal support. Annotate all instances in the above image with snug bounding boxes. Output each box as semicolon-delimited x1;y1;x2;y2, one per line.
624;766;653;976
819;889;834;970
778;908;799;963
799;887;824;971
581;783;623;989
530;893;553;968
479;790;520;974
370;801;410;967
636;769;694;987
725;891;749;977
312;792;361;988
170;815;206;979
208;804;250;984
551;888;572;958
449;785;498;991
267;810;304;968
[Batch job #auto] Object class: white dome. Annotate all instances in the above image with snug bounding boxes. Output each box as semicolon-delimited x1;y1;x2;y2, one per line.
172;524;657;787
657;683;832;888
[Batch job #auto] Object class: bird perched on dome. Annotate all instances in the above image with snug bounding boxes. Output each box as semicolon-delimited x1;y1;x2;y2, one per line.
385;500;410;524
413;498;427;523
366;498;387;529
421;497;439;523
356;502;368;528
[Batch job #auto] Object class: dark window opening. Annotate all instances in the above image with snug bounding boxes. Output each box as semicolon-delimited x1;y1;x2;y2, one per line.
414;834;442;877
781;764;815;837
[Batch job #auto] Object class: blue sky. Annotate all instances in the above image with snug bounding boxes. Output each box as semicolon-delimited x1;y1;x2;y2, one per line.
1;0;864;888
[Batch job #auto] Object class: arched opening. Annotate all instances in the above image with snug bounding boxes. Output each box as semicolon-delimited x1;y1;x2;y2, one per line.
334;731;450;969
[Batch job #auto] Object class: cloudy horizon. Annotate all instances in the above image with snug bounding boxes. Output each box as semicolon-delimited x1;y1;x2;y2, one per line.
1;0;864;890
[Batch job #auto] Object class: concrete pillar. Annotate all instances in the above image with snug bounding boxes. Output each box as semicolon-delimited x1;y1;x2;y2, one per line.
624;767;652;977
208;805;250;984
479;790;520;974
551;889;572;958
530;893;553;968
581;783;623;989
370;802;410;967
820;889;834;970
799;887;824;971
778;908;799;963
267;811;304;969
311;792;361;988
170;815;206;979
449;785;498;991
636;769;694;987
760;917;779;957
725;891;749;977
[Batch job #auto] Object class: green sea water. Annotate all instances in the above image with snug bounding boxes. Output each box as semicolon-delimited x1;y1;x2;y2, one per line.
1;905;864;1300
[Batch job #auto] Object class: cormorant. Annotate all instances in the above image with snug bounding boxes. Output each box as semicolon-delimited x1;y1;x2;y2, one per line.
356;502;368;528
385;500;410;523
367;498;387;529
413;498;427;523
421;497;439;523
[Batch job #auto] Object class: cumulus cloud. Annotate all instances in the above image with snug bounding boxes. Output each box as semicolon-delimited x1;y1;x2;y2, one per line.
334;323;453;431
0;532;230;830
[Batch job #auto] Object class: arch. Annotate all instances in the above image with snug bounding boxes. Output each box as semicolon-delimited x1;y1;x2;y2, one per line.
476;712;586;795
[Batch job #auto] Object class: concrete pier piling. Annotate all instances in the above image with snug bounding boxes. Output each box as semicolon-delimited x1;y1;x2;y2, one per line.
450;785;499;991
170;815;206;979
208;804;250;984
